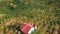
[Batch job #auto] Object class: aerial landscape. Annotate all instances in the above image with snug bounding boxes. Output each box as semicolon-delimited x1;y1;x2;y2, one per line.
0;0;60;34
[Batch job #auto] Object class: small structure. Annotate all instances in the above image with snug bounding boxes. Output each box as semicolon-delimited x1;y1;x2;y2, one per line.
19;22;36;34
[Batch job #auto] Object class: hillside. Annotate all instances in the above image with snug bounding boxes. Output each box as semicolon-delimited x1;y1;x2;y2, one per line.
0;0;60;34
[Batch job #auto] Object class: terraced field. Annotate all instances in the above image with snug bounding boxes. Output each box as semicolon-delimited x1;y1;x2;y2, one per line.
0;0;60;34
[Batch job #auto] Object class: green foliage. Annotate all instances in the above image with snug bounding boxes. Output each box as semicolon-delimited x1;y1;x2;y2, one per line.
0;0;60;34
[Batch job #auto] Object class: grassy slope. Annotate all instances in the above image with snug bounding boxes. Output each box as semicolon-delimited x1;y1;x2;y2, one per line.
0;0;60;34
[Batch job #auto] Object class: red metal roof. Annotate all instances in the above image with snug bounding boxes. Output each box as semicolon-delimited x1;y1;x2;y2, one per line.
20;23;33;34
